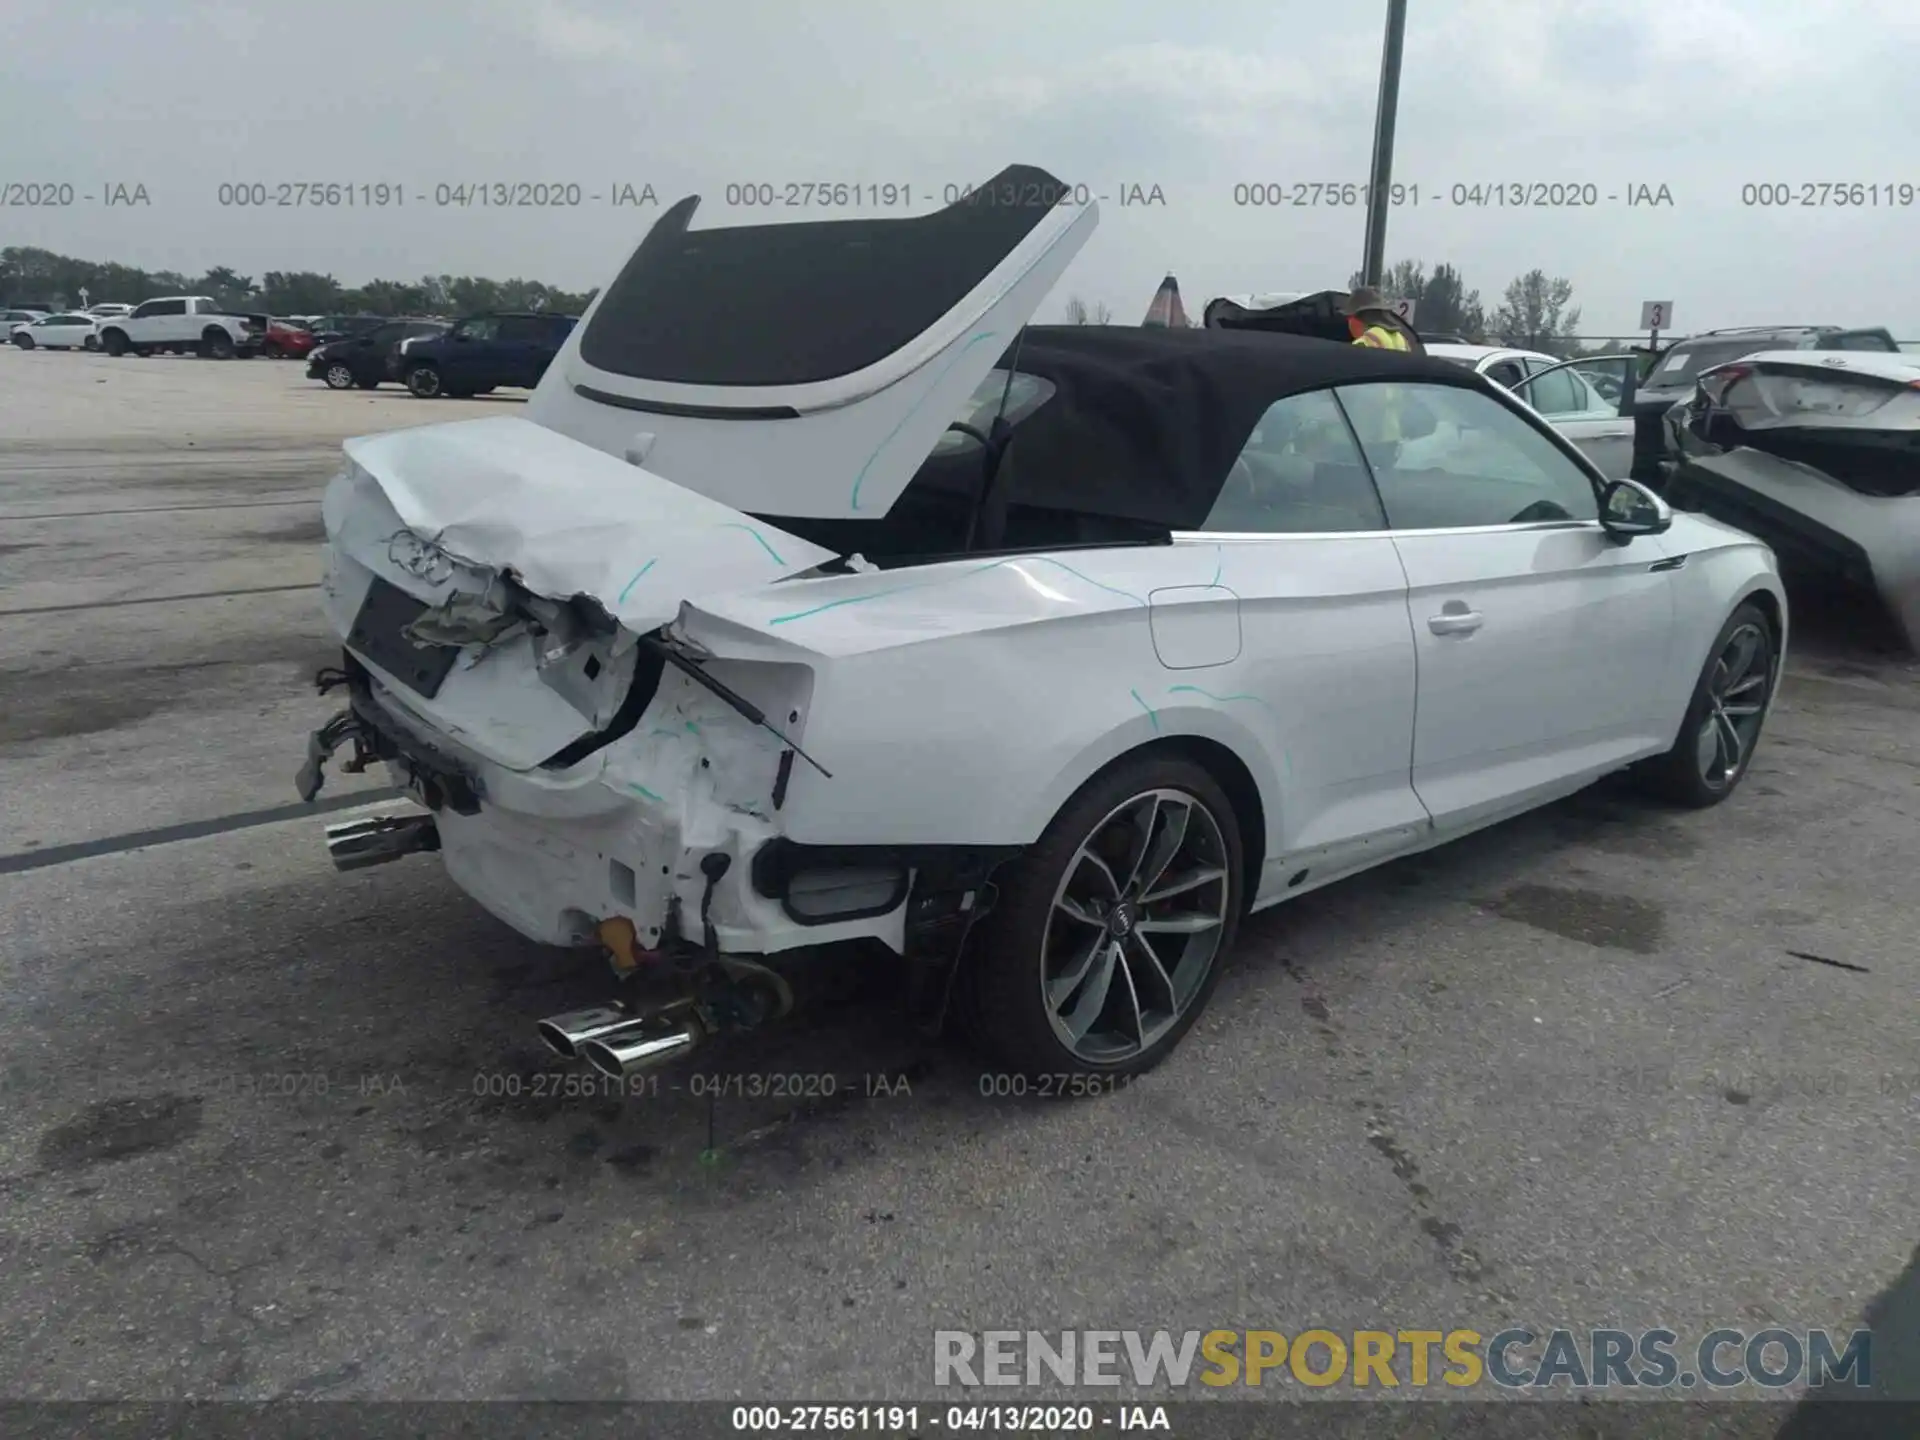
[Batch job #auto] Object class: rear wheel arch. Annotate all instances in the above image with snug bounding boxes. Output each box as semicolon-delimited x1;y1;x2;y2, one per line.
1735;581;1785;651
1072;736;1268;914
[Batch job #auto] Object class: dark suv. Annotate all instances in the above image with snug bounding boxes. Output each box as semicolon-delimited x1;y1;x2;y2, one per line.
1630;324;1898;483
308;318;449;390
394;311;578;398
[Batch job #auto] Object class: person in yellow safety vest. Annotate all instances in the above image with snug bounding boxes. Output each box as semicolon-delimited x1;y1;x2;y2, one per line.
1339;288;1424;450
1341;286;1425;354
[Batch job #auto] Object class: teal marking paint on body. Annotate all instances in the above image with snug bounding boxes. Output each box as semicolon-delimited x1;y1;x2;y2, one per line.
767;557;1010;626
1031;557;1146;607
1167;684;1288;774
627;782;665;802
848;330;1001;510
1166;683;1276;714
766;552;1143;627
1131;689;1160;732
616;557;658;604
1210;546;1224;587
714;523;784;565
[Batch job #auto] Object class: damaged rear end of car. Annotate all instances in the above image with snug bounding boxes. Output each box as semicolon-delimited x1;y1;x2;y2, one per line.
1667;351;1920;649
298;166;1097;1075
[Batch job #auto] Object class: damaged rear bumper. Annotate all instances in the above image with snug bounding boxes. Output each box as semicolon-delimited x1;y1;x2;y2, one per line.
297;653;1012;974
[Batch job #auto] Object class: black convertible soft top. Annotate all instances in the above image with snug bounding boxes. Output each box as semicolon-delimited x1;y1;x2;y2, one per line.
991;324;1486;528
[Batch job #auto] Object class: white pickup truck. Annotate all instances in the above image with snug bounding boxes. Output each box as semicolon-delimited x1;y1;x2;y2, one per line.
97;296;264;359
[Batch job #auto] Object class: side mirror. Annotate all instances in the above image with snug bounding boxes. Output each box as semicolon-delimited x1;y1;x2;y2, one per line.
1600;478;1671;542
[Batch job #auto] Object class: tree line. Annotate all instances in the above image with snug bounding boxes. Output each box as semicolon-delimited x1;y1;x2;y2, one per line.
1061;260;1602;357
0;246;596;318
8;242;1596;355
1347;260;1588;355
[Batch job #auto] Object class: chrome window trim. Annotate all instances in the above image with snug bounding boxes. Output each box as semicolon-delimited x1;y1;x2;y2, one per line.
1175;519;1606;543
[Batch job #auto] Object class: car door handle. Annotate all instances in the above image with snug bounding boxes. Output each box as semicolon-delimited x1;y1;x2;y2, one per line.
1428;610;1483;635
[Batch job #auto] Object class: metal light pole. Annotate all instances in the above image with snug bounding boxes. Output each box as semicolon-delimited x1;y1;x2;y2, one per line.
1360;0;1409;288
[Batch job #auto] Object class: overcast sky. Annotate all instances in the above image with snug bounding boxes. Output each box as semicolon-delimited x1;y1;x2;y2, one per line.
3;0;1917;335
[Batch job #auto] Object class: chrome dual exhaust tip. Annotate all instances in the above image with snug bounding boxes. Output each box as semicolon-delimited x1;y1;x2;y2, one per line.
579;1021;699;1078
535;1004;641;1059
325;812;439;871
537;1000;701;1076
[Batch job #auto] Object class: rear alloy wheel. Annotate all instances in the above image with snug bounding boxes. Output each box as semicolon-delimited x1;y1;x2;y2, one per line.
1636;601;1777;807
200;329;235;360
968;756;1242;1079
323;362;357;390
406;363;443;398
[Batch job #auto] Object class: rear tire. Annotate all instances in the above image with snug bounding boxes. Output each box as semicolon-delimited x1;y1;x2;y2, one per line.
965;753;1243;1080
199;329;235;360
11;334;31;350
1634;601;1777;808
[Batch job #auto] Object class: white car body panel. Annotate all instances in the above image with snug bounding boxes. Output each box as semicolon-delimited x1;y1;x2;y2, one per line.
1390;521;1677;829
1701;347;1920;393
310;180;1789;975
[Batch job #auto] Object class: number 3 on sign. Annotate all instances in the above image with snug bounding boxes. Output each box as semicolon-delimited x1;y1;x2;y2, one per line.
1640;300;1674;330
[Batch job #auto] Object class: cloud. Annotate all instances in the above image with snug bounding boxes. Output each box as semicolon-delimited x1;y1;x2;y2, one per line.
493;0;689;71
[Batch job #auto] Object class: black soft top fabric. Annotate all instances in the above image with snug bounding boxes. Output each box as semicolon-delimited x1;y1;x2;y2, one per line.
985;325;1486;527
578;164;1067;389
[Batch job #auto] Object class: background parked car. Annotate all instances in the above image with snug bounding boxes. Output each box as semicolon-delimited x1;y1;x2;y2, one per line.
307;314;387;345
261;319;318;359
1418;343;1640;480
9;312;100;350
307;318;448;390
85;302;133;319
97;297;264;358
395;311;578;398
1628;325;1899;484
2;308;49;327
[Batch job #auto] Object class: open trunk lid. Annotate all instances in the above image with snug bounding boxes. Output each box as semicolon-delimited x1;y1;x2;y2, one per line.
525;164;1097;520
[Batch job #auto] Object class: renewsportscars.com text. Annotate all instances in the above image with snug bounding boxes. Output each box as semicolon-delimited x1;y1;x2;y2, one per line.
933;1328;1872;1391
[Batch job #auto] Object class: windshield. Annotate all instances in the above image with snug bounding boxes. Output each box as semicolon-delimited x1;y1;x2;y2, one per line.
929;368;1057;456
1645;340;1782;388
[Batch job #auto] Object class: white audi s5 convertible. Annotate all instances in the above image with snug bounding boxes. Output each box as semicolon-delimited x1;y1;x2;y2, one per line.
298;165;1787;1083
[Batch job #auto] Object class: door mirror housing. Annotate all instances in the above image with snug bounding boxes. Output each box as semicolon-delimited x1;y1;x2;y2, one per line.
1599;478;1671;542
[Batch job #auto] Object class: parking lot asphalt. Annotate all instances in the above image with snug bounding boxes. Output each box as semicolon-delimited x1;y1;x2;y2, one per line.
0;346;1915;1409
